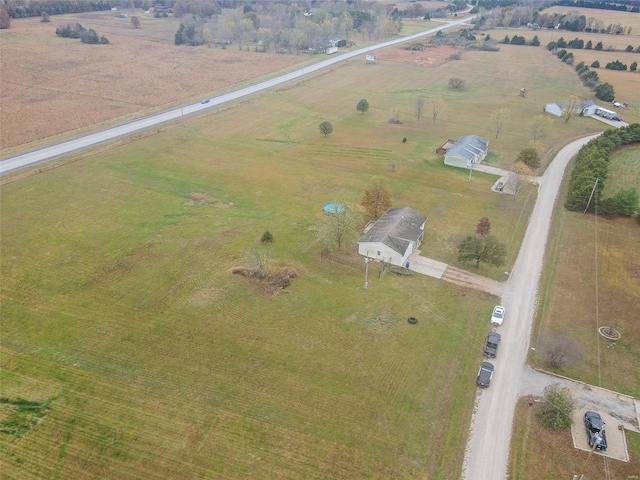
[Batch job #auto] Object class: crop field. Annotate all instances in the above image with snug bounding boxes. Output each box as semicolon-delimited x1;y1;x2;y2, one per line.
508;398;640;479
0;46;555;478
0;12;306;152
541;6;640;34
532;147;640;397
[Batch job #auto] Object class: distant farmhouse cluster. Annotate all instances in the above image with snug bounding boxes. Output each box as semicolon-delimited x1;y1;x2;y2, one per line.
544;100;624;122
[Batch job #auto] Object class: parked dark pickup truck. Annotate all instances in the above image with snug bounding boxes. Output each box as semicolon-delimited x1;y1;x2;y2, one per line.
483;332;501;358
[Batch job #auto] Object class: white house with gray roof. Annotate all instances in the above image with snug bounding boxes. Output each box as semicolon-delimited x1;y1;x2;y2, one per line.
357;207;427;267
544;100;599;117
444;135;490;168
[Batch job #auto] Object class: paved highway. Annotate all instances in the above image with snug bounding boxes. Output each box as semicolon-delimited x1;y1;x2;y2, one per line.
0;15;474;175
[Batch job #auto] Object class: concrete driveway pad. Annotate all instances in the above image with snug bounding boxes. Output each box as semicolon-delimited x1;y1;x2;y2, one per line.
571;410;629;462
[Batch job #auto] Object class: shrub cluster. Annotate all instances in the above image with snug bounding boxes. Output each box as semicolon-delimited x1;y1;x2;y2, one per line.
605;60;627;71
501;34;539;46
56;23;108;44
565;124;640;216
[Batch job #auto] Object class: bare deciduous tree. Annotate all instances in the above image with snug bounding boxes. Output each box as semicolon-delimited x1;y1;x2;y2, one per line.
362;177;392;218
562;95;580;123
316;202;362;251
248;250;269;279
388;107;402;124
448;77;466;90
530;114;552;141
539;332;585;369
490;108;510;139
416;96;425;123
431;98;444;124
131;15;141;28
0;7;11;29
508;162;535;194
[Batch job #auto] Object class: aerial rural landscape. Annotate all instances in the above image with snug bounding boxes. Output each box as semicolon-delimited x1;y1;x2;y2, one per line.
0;0;639;478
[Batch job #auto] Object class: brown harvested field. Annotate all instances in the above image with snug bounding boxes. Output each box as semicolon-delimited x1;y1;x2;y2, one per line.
374;45;457;67
0;13;305;150
542;6;640;33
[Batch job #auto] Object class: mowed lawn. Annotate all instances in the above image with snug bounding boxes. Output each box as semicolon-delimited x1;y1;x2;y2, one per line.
533;147;640;397
0;54;552;478
1;36;609;478
486;29;640;124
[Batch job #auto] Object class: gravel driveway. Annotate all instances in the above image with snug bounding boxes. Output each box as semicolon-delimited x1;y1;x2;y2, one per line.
462;134;602;480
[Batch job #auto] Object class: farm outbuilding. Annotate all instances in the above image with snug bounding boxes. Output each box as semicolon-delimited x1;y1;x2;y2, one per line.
357;207;427;267
444;135;489;168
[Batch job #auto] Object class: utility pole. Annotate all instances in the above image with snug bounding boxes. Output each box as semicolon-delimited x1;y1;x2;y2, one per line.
468;161;474;182
364;255;369;289
173;63;185;125
584;177;599;214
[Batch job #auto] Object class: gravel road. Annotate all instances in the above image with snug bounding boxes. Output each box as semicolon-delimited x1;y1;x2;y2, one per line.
462;134;601;480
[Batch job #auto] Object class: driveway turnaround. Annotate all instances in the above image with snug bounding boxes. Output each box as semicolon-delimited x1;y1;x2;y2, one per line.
0;15;474;175
462;134;601;480
571;410;629;462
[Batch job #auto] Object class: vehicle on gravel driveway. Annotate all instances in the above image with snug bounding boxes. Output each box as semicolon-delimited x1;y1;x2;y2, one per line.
476;362;494;388
491;305;505;326
483;332;501;358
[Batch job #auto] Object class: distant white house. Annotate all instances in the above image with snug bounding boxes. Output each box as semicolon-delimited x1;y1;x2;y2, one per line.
326;46;338;54
545;100;599;117
357;207;427;267
444;135;489;168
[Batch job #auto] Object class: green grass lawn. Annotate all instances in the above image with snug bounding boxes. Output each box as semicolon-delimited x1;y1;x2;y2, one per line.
533;146;640;397
1;36;604;479
0;131;495;478
603;146;640;194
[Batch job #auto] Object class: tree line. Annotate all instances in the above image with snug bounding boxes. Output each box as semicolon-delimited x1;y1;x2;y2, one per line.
554;0;638;13
565;124;640;217
474;6;635;35
547;36;640;53
174;2;402;51
4;0;126;18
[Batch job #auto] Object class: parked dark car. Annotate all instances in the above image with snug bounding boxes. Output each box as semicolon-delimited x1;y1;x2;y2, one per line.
476;362;494;388
584;411;607;451
483;332;501;358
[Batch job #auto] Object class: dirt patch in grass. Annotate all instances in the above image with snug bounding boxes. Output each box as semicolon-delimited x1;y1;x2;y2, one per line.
375;45;458;67
509;397;640;479
232;264;300;296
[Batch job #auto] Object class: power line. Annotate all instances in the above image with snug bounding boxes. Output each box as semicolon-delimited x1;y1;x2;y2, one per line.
594;184;602;387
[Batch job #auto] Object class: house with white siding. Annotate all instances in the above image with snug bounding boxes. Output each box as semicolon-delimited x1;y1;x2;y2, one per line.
443;135;489;168
357;207;427;267
544;100;599;117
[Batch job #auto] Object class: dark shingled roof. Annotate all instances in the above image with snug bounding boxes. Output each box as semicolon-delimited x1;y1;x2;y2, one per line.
358;207;426;255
